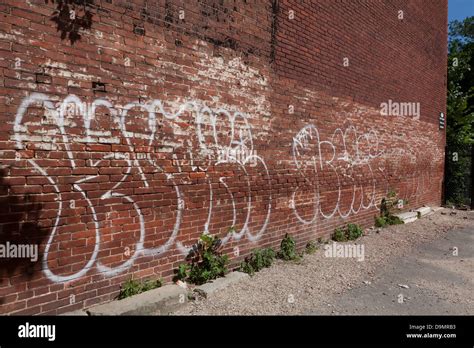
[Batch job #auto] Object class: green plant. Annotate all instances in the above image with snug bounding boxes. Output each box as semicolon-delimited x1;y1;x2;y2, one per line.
332;224;364;241
177;234;228;285
445;17;474;207
174;263;189;282
141;279;162;292
386;215;403;225
118;278;163;300
305;241;318;254
347;223;363;240
332;227;347;242
375;216;387;227
380;190;400;216
376;190;406;228
375;215;403;227
118;279;141;300
240;248;276;275
278;233;299;261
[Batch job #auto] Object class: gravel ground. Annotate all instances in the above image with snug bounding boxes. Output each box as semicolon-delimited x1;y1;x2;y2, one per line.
171;208;474;315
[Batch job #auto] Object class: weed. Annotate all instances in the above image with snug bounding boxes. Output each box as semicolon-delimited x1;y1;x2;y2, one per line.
174;263;189;282
240;248;276;275
332;224;364;242
332;227;348;242
376;190;406;228
386;215;403;225
175;233;228;285
375;216;387;227
118;278;163;300
347;223;363;240
278;233;299;261
305;241;318;254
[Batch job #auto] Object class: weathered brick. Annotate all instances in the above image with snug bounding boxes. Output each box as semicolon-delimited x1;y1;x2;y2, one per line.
0;0;447;315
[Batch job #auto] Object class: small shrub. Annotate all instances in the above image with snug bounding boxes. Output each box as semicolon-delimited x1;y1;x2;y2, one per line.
347;223;363;240
376;190;406;228
386;215;403;225
141;279;162;292
332;227;347;242
380;190;400;217
332;224;363;242
305;241;318;254
118;278;163;300
278;233;299;261
375;216;387;227
118;279;141;300
174;263;189;282
176;233;229;285
240;248;276;275
375;214;403;227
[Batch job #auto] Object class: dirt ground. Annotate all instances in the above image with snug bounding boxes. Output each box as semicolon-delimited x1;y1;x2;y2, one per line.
170;208;474;315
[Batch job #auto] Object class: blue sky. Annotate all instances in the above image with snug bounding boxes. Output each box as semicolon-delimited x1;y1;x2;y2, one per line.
448;0;474;23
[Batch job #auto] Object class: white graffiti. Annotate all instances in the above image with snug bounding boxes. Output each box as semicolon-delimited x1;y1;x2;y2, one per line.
291;124;439;224
8;93;440;283
12;93;271;282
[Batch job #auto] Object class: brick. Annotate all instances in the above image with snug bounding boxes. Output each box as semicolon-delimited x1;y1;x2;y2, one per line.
0;0;447;315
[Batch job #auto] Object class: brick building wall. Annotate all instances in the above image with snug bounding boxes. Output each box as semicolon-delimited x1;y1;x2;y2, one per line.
0;0;447;314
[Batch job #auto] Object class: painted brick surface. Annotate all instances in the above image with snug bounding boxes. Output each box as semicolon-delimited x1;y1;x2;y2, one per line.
0;0;447;314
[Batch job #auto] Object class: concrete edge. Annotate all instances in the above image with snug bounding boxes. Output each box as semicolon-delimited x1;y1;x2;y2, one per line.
415;206;434;218
394;211;418;224
62;272;250;315
395;206;441;224
85;284;188;316
194;271;249;299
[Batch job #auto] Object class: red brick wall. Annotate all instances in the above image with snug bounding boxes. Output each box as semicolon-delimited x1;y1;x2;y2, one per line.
0;0;447;314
